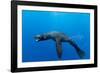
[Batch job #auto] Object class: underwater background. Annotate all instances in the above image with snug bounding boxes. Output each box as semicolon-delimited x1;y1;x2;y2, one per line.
22;10;90;62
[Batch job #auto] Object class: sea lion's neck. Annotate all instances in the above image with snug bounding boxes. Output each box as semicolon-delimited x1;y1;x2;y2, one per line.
43;33;55;41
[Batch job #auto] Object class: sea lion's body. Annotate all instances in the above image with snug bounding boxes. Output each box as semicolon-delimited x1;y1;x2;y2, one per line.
34;31;84;59
43;31;70;41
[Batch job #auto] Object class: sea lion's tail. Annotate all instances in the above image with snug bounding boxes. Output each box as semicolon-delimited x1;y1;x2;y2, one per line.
67;40;85;59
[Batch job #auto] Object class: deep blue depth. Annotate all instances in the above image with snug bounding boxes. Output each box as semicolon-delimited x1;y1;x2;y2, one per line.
22;10;90;62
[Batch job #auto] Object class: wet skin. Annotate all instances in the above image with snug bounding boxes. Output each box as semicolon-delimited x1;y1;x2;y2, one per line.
34;31;85;60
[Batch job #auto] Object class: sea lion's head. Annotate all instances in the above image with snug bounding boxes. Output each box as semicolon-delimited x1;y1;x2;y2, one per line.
34;34;47;42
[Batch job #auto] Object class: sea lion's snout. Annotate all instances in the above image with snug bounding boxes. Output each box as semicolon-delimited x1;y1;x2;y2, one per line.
34;35;41;42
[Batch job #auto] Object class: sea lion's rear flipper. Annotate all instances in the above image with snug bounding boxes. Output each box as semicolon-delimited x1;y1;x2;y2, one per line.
67;40;85;59
56;40;62;60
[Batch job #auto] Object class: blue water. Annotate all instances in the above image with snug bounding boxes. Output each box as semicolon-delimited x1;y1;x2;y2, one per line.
22;10;90;62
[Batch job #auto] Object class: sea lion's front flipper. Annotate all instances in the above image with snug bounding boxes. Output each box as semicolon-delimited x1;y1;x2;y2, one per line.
56;39;62;60
67;40;85;59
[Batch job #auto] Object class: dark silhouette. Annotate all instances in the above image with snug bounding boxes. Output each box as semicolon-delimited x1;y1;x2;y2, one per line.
34;31;85;60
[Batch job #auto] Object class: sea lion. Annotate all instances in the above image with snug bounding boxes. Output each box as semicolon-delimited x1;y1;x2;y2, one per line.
34;31;85;60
